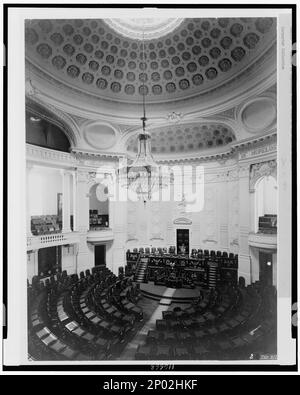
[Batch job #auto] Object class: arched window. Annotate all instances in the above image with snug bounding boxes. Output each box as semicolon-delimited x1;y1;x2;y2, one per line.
89;183;109;230
254;176;277;233
26;111;71;152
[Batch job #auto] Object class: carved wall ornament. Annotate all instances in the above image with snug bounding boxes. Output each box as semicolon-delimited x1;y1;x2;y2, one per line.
87;171;97;184
173;217;192;225
249;159;277;192
239;163;250;178
178;194;188;214
202;238;217;244
150;235;165;241
166;111;184;123
227;169;239;181
238;140;277;160
215;107;236;120
25;79;38;96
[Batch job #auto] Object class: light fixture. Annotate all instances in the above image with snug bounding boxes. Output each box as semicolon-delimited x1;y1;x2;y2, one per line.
30;116;41;122
117;26;168;202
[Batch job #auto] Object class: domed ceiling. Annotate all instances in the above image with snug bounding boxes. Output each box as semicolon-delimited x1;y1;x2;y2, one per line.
25;17;276;105
104;18;184;40
126;122;236;156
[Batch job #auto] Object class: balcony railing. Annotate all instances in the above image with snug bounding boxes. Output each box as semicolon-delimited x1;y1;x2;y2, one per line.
248;232;277;250
87;228;114;244
27;231;80;251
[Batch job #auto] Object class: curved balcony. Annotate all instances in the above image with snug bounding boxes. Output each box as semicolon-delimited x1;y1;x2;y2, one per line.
248;232;277;250
27;231;80;251
87;228;114;244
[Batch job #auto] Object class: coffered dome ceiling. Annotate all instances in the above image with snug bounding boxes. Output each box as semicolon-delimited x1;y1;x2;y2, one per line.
126;122;236;156
25;17;276;106
104;18;184;40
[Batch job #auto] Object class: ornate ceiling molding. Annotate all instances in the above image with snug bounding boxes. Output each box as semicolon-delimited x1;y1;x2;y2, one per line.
25;17;276;121
71;148;124;161
26;50;276;124
235;90;276;135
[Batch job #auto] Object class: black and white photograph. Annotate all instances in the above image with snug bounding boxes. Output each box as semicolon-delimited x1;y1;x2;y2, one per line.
2;3;297;374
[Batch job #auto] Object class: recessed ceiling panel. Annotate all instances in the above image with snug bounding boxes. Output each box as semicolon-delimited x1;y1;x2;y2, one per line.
25;18;276;104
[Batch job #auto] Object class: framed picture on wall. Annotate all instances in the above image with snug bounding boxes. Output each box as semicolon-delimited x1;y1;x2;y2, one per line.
57;192;62;220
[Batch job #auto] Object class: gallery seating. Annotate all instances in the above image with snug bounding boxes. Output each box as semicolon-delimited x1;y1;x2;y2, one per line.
135;281;276;360
27;267;144;360
31;215;61;236
127;247;238;289
258;214;277;234
127;247;238;262
89;210;109;230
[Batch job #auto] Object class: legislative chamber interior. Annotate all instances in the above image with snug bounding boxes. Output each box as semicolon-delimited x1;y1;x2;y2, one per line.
25;16;278;361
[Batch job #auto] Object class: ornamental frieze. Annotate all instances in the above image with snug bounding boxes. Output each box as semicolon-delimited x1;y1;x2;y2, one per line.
249;159;277;192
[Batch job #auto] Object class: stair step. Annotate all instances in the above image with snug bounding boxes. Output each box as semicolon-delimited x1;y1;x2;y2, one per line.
159;298;172;306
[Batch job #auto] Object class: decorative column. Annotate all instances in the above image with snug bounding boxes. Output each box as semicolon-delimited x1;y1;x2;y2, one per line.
110;197;127;275
61;170;71;233
217;168;230;252
75;169;90;273
72;171;77;231
26;164;33;236
238;163;251;284
227;168;239;254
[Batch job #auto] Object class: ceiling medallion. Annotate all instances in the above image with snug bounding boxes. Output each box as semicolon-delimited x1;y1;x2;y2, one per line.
104;18;184;40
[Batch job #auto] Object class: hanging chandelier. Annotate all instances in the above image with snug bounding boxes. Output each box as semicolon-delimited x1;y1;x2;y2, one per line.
117;27;169;202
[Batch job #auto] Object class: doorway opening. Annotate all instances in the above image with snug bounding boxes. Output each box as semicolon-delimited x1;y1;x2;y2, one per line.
95;245;106;267
259;251;273;286
176;229;189;255
38;246;61;277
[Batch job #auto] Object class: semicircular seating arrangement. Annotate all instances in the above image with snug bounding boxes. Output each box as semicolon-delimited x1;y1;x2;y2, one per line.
135;282;277;360
28;267;144;361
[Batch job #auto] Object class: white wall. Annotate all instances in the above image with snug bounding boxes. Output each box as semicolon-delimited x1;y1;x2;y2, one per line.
61;244;76;274
125;161;240;254
256;176;277;216
28;167;62;216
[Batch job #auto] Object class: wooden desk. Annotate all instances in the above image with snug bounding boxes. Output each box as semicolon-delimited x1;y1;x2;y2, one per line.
42;334;57;346
50;340;66;353
65;321;79;332
72;327;85;337
36;327;51;339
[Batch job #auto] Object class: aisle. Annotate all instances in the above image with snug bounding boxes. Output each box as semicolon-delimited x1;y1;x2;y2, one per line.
117;288;176;360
